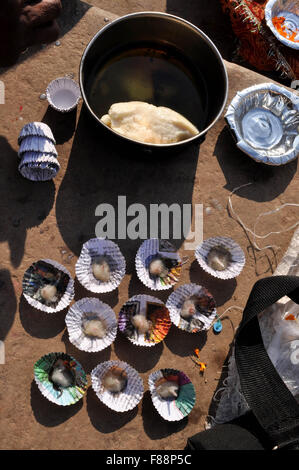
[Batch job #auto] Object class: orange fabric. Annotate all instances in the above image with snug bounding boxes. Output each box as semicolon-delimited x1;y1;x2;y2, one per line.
220;0;299;79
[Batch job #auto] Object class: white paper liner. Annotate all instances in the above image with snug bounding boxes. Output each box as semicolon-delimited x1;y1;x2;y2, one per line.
91;360;144;412
265;0;299;50
23;259;75;313
148;369;196;421
75;238;126;293
118;294;171;347
65;297;118;352
135;238;182;291
225;83;299;166
166;283;217;332
46;77;81;113
18;136;58;158
18;153;60;181
195;237;245;280
18;122;56;145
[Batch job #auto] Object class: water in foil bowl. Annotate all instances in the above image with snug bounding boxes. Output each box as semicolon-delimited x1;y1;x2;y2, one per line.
225;83;299;166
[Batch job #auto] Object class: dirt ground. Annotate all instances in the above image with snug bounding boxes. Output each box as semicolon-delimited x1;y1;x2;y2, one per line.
0;1;298;450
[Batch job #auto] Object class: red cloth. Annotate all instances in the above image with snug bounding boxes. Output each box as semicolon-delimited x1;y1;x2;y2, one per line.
220;0;298;80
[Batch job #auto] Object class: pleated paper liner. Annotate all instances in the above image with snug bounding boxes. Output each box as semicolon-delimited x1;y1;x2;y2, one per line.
91;360;144;412
22;259;75;313
18;136;58;158
18;122;56;145
149;368;196;421
75;238;126;293
118;294;172;347
46;77;81;113
135;238;182;290
166;283;217;333
34;352;88;406
18;153;60;181
195;236;245;280
65;297;118;353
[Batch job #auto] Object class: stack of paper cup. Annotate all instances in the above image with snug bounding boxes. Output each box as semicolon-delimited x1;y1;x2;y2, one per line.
18;122;60;181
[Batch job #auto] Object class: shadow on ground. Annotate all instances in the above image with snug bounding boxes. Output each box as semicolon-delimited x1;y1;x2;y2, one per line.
214;126;298;202
61;329;112;374
113;332;163;373
141;390;188;439
31;380;83;427
0;137;55;268
19;295;67;339
55;105;201;270
87;386;138;433
0;0;91;75
0;270;17;341
164;324;207;357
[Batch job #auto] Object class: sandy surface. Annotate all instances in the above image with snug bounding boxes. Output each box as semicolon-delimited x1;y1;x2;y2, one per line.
0;1;298;450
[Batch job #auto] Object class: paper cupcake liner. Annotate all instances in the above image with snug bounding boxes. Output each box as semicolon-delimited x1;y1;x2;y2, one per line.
91;360;144;412
18;136;58;158
148;368;196;421
75;238;126;293
18;153;60;181
265;0;299;51
135;238;182;291
18;122;56;145
23;259;75;313
46;77;81;113
166;283;217;333
118;294;171;347
225;83;299;166
34;352;88;406
195;237;245;280
65;297;118;353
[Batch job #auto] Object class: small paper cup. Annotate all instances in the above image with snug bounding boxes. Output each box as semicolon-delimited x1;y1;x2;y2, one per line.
18;153;60;181
118;294;172;347
166;283;217;333
148;368;196;421
18;122;56;145
22;259;75;313
34;352;88;406
18;136;58;158
195;237;245;280
75;238;126;293
46;77;81;113
135;238;182;290
65;297;118;353
91;360;144;412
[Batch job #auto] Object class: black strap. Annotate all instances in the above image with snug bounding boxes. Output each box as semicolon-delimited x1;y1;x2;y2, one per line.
235;275;299;450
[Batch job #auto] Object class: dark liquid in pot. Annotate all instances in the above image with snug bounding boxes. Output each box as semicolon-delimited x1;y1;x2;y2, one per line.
87;42;208;132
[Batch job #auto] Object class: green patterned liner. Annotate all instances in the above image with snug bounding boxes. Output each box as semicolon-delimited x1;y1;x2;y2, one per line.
34;352;88;406
148;368;196;421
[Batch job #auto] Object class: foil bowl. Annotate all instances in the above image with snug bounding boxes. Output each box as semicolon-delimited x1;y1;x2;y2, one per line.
265;0;299;50
225;82;299;165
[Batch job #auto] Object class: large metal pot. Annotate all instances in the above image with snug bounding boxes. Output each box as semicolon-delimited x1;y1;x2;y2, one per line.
80;12;228;151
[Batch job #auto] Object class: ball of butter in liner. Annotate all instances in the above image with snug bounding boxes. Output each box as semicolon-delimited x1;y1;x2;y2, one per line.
82;317;107;339
92;256;111;282
207;246;232;271
100;101;199;144
40;284;57;303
